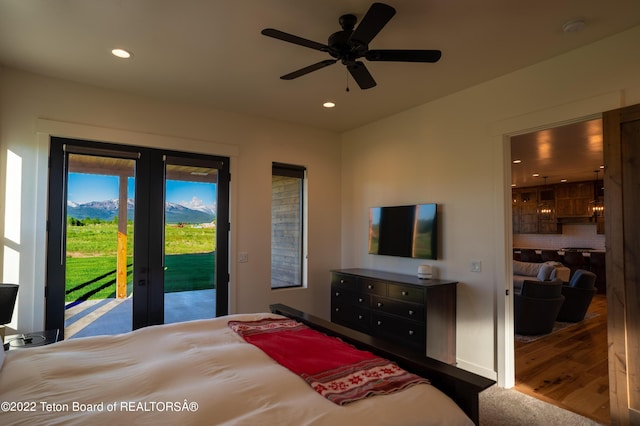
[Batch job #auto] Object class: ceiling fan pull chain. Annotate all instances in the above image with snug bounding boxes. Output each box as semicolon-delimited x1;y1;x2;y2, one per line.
346;68;350;92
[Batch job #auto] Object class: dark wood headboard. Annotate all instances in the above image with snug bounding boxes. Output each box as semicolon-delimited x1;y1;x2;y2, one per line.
270;303;494;425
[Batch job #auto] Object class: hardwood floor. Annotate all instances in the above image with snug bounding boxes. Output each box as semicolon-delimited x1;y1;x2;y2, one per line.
515;294;609;425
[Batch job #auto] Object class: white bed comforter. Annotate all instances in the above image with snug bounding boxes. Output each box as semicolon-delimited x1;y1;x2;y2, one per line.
0;313;472;425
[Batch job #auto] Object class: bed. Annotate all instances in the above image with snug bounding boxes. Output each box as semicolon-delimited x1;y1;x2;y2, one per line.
0;304;493;425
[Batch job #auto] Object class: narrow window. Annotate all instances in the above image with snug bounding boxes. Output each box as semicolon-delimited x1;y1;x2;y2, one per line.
271;163;306;289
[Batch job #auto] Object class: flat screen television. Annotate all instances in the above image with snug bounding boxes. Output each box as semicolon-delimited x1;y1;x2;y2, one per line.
368;203;438;259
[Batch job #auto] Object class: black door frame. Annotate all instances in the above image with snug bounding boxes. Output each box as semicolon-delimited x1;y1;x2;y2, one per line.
46;137;230;337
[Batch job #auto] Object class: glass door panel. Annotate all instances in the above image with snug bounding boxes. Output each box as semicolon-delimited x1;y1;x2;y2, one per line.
163;160;218;323
64;153;135;338
47;137;230;337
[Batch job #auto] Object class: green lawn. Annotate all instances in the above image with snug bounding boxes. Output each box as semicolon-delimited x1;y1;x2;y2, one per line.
66;222;215;255
65;222;216;302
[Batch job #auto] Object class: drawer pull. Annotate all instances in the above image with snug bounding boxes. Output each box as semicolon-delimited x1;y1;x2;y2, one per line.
334;307;340;312
335;291;340;296
408;330;414;336
377;302;383;308
408;309;414;315
368;284;373;289
340;279;345;284
358;297;364;303
358;315;363;320
377;320;383;326
402;291;408;296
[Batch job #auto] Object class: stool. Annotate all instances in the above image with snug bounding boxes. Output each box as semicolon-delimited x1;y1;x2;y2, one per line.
541;249;562;262
589;252;606;294
563;251;586;277
520;249;542;263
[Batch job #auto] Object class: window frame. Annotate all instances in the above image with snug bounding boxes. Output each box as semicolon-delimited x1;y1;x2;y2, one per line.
271;162;306;289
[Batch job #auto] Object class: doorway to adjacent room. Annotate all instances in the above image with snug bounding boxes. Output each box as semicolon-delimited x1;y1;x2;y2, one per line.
509;118;609;424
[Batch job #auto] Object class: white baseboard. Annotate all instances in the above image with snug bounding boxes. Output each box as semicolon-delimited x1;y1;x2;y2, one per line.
455;359;497;381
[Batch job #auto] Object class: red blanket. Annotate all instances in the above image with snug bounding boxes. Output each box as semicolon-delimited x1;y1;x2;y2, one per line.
229;318;429;405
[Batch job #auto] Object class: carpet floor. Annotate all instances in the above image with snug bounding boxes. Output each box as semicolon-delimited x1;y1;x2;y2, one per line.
480;385;604;425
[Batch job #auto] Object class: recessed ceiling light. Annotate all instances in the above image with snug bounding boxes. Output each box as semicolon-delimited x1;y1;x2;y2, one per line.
512;159;522;164
111;48;132;59
560;179;568;183
323;101;336;108
532;173;540;177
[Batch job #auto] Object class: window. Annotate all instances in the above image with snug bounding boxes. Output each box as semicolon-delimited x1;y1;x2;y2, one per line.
271;162;306;288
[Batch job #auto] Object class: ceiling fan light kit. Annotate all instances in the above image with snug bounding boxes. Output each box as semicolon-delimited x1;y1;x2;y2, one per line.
261;2;441;90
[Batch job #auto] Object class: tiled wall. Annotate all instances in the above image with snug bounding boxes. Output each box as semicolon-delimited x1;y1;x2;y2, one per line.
513;224;605;250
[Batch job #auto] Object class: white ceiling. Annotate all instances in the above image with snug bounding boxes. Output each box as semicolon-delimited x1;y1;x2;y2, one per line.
1;0;639;134
0;2;637;186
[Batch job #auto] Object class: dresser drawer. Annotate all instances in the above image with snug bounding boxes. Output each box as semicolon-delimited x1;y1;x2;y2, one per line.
360;278;387;296
331;273;357;289
331;304;370;331
371;314;425;349
371;296;424;320
387;283;424;303
331;287;368;306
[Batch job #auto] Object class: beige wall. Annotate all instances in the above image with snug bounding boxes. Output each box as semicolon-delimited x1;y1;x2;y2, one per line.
341;26;640;380
0;68;342;333
2;24;640;385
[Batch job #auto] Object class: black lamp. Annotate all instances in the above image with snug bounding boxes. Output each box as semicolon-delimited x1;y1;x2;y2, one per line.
1;284;19;350
0;284;19;324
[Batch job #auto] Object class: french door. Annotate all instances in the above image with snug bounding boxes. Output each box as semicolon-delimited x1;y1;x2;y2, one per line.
46;137;229;338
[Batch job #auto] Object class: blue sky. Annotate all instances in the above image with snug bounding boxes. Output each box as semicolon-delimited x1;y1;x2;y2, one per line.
67;173;216;206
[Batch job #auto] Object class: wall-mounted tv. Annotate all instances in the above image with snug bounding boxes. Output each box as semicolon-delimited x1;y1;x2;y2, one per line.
368;203;438;259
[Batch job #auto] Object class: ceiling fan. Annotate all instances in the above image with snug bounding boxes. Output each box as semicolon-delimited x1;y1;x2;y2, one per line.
261;2;442;90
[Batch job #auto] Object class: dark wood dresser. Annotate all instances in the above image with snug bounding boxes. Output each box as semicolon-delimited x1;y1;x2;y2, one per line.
331;268;457;364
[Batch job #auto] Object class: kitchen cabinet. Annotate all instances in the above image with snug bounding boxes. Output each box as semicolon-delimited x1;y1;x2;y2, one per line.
512;187;560;234
512;189;539;234
555;182;593;217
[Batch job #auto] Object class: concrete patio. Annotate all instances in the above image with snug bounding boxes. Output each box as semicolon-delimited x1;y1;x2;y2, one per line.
65;289;216;339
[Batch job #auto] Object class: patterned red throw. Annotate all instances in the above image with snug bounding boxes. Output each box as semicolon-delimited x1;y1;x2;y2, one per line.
229;318;429;405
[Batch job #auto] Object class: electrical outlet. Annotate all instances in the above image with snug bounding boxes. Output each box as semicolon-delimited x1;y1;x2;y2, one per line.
239;252;249;263
471;261;482;272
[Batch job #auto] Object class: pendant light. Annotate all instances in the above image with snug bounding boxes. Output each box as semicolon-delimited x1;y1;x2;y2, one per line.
588;170;604;218
537;176;553;220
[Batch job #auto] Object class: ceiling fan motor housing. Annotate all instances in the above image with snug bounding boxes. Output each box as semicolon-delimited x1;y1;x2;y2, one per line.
328;14;369;63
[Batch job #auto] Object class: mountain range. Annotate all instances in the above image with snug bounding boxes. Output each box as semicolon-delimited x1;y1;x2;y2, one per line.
67;197;215;224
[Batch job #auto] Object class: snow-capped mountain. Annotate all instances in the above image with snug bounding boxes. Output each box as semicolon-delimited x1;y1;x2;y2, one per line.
67;198;215;224
179;196;216;216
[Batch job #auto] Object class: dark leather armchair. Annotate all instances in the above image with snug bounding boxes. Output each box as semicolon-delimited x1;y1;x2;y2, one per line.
556;269;597;322
515;280;565;335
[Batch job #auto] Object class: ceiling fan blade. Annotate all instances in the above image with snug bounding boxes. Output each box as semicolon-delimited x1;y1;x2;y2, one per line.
366;49;442;63
347;61;376;89
280;59;338;80
261;28;329;52
349;3;396;46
